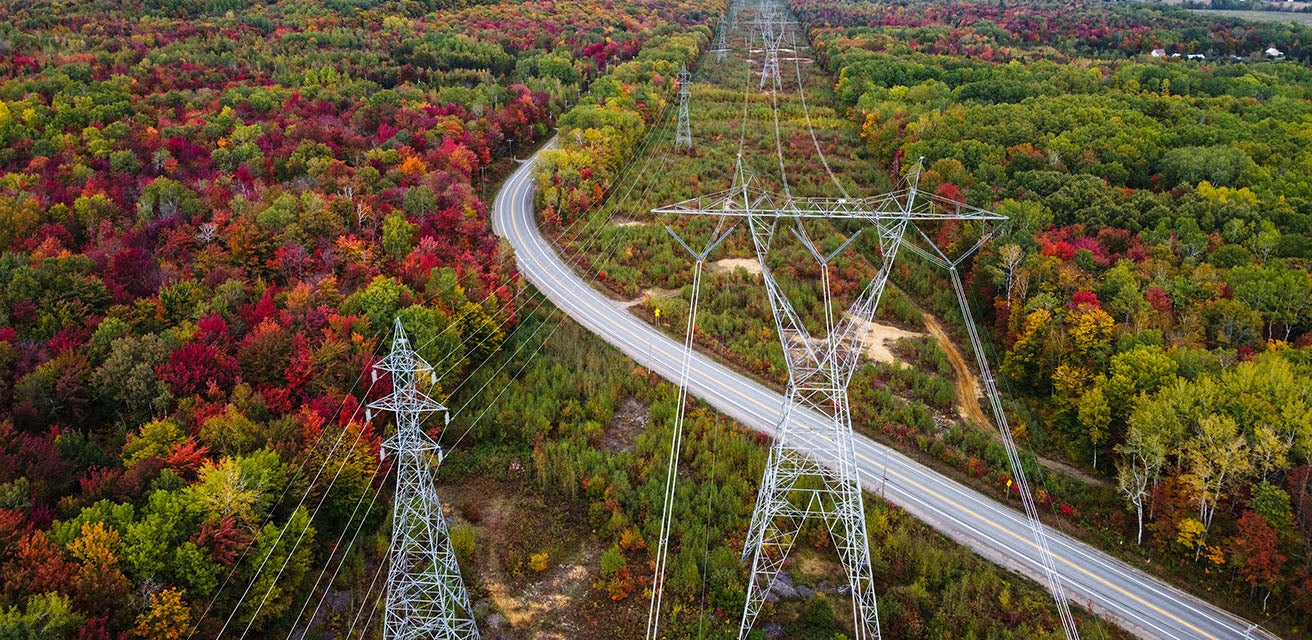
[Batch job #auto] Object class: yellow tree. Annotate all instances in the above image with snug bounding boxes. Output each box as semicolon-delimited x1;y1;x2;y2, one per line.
132;587;190;640
67;521;132;622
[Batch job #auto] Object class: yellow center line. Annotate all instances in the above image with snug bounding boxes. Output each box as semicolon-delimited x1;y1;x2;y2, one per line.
500;161;1221;640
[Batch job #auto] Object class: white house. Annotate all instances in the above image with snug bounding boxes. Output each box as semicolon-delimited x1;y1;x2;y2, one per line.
1266;47;1285;59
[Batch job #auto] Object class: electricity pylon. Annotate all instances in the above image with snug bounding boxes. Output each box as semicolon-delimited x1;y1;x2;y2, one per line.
752;9;785;91
675;65;693;150
368;319;479;640
759;37;781;91
713;22;728;61
653;161;1010;640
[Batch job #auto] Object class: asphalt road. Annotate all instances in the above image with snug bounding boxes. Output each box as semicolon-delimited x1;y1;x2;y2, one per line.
491;142;1278;640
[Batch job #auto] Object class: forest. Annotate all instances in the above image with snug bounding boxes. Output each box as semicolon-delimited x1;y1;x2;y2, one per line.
0;0;726;636
537;0;1312;635
1;0;1308;637
0;0;1115;636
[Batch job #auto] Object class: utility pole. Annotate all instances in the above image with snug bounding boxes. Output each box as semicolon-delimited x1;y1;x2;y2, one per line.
675;65;693;151
369;319;480;640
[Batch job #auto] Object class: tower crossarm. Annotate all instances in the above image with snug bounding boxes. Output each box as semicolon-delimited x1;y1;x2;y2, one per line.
368;389;447;418
652;187;1006;222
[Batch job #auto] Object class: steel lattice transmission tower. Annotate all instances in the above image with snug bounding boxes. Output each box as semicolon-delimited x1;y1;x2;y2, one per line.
368;319;480;640
654;162;1011;640
752;6;785;91
713;22;729;61
675;65;693;150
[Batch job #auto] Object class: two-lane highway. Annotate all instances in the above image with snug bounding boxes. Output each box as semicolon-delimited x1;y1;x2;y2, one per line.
491;142;1278;640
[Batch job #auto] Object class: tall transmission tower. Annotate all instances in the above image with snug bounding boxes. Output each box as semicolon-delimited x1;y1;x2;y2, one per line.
675;65;693;151
654;162;1019;640
368;319;480;640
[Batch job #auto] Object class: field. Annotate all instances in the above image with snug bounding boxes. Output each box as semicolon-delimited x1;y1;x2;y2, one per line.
1190;8;1312;25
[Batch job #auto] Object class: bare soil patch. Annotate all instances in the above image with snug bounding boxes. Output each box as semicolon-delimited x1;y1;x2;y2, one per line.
922;315;987;429
621;286;679;309
439;484;606;639
849;317;928;365
599;397;649;453
710;257;762;276
641;287;679;300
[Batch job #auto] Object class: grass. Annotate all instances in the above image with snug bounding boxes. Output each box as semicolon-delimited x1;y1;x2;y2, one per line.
1189;8;1312;26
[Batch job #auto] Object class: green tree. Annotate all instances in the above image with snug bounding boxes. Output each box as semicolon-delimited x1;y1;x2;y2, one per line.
402;185;437;217
136;177;204;221
188;449;287;526
0;593;83;639
345;275;414;335
1228;261;1311;341
236;507;315;632
457;301;504;363
382;211;417;261
1100;344;1179;427
122;419;186;467
1186;414;1250;531
1077;386;1111;469
198;405;265;456
1159;146;1255;189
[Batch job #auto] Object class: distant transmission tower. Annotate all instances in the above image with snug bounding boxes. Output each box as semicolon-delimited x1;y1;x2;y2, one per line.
754;9;784;91
714;21;728;62
368;319;479;640
675;65;693;150
759;33;782;91
655;162;1014;640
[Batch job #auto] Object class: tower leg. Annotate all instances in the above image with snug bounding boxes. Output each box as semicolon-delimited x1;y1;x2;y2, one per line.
738;446;808;638
738;408;881;639
825;476;880;640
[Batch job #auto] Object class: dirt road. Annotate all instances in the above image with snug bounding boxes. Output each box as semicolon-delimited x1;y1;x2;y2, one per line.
922;314;1108;486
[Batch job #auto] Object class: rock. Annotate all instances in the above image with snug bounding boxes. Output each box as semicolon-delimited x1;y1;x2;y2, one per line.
766;571;799;602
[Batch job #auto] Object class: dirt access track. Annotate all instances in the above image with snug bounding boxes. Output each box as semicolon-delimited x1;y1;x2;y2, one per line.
922;314;1107;486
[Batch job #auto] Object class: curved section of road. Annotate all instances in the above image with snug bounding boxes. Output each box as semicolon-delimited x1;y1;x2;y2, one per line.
492;144;1277;640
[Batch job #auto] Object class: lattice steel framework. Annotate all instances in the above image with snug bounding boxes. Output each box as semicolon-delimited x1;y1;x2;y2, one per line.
368;319;479;640
654;163;1008;640
675;65;693;150
712;13;729;61
756;11;784;91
